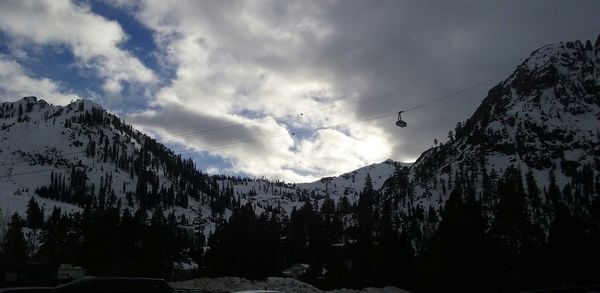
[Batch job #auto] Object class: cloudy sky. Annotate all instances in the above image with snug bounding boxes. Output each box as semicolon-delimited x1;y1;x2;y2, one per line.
0;0;598;182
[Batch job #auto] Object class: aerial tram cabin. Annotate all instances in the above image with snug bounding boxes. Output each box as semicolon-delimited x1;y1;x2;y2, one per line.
396;111;407;127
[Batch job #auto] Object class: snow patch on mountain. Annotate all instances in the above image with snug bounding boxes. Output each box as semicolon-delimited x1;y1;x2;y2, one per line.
407;37;600;212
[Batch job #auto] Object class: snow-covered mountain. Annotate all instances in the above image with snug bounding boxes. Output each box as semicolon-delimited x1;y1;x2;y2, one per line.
404;36;600;212
297;159;410;201
0;95;406;230
1;35;599;232
0;97;219;225
213;159;410;216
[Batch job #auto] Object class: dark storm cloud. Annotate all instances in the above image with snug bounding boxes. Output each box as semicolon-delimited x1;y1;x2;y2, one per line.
119;0;600;181
286;0;600;160
4;0;595;181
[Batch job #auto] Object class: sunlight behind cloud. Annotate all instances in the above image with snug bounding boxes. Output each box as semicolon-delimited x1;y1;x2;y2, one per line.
1;0;597;182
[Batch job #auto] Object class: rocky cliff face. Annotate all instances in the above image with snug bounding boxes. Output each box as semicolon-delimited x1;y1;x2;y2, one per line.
406;36;600;211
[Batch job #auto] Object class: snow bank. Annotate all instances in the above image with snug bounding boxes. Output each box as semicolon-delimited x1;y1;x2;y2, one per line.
170;276;410;293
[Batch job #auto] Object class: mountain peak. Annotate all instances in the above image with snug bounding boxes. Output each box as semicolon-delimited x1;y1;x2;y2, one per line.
410;36;600;209
8;96;42;106
468;37;599;130
66;98;104;111
21;96;38;103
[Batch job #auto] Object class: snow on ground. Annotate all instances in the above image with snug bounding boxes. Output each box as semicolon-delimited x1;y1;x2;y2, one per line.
170;277;410;293
297;160;411;202
1;97;414;224
0;193;82;219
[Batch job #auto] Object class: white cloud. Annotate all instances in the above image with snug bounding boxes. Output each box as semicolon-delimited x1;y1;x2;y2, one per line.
129;99;390;183
111;0;600;182
0;58;79;105
0;0;156;96
119;1;395;182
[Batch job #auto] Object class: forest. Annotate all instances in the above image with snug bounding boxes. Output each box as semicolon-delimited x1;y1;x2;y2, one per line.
2;165;600;292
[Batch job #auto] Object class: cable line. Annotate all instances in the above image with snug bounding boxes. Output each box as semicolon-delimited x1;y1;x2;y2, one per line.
154;57;522;141
0;69;503;183
0;56;520;170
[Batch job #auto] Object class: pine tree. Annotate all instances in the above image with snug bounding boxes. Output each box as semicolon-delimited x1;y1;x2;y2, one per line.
525;169;545;229
525;169;541;206
352;174;376;286
111;207;135;276
3;213;27;262
373;199;414;288
491;166;529;250
143;206;172;278
17;104;23;122
357;174;375;239
490;166;543;290
543;202;587;287
286;201;313;264
422;187;489;292
547;169;561;204
26;197;44;229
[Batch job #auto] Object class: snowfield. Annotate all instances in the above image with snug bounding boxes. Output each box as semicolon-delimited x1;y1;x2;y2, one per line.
0;97;408;227
170;277;410;293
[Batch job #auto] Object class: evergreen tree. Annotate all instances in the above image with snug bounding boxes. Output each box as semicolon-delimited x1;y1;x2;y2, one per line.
117;208;137;276
3;213;27;262
352;174;376;286
26;197;44;229
373;199;414;288
204;203;278;279
36;207;64;265
547;169;561;204
142;206;173;278
525;169;544;225
543;202;587;287
585;197;600;284
304;204;327;284
490;166;543;290
525;169;541;206
421;187;489;292
286;201;313;264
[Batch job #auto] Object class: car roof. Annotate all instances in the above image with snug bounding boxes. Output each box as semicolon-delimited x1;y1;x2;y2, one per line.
52;277;170;292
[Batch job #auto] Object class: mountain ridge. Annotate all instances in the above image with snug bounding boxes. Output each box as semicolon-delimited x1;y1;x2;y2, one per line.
403;37;600;215
1;35;599;234
0;96;219;226
1;35;600;291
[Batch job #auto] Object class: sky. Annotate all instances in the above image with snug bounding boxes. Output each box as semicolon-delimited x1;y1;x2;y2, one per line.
0;0;598;183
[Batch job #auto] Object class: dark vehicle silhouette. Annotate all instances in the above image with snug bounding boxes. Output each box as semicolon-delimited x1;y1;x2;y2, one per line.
524;287;600;293
50;277;171;293
0;288;53;293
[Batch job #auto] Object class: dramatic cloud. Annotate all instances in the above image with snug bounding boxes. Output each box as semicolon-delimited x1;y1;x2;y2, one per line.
0;0;156;97
130;101;389;182
124;0;599;181
0;58;79;105
125;1;394;181
1;0;599;181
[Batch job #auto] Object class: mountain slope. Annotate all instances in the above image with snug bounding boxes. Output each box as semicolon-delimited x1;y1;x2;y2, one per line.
0;95;410;228
0;97;217;220
1;36;599;290
405;37;600;212
1;36;599;234
297;159;410;201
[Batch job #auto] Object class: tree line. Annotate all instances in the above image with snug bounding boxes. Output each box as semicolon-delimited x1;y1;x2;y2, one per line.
200;166;600;291
2;165;600;292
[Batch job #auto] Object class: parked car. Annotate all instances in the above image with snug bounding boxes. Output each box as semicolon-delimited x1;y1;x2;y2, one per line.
524;287;600;293
0;288;53;293
51;277;171;293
